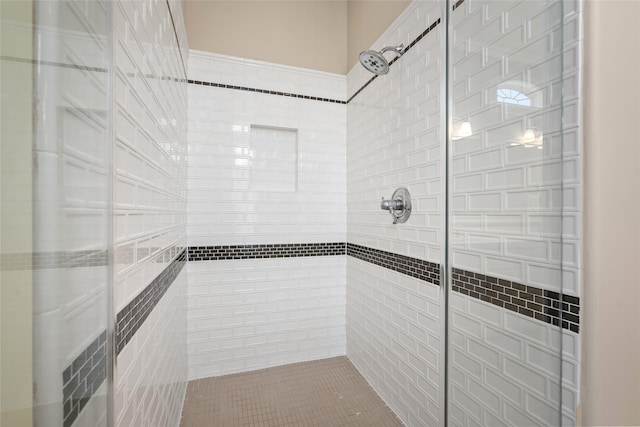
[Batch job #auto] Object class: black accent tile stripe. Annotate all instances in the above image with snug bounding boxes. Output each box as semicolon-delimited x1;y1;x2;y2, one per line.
187;80;347;104
188;242;346;261
346;75;378;105
347;17;441;104
452;0;466;11
62;331;107;427
451;267;580;333
347;243;440;285
115;249;187;355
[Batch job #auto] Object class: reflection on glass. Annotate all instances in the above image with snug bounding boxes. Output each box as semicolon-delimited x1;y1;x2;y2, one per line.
448;0;578;425
497;87;532;106
452;121;473;140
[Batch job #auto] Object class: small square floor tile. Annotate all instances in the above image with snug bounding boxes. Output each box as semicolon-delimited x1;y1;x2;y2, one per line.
180;356;403;427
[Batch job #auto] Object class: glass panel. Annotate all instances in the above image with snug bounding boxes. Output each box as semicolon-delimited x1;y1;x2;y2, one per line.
1;1;35;424
1;0;111;425
447;0;581;425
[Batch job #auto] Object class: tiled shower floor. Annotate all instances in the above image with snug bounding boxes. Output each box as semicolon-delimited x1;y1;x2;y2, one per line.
179;356;403;426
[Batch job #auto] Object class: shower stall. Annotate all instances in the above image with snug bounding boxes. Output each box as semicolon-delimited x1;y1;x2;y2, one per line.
0;0;582;425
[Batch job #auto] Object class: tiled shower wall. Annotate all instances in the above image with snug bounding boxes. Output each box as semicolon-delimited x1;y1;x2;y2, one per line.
113;1;188;426
448;0;581;426
186;52;347;379
346;1;445;426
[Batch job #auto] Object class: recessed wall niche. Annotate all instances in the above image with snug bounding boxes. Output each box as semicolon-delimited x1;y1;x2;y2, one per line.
249;124;298;192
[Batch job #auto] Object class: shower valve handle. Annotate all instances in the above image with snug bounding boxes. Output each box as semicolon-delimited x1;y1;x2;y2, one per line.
380;198;405;211
380;188;412;224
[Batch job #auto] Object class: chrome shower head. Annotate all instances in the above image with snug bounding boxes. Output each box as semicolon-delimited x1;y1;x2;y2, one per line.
358;44;405;75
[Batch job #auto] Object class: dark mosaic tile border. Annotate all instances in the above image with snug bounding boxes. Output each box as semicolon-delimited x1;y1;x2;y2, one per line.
62;331;107;427
347;18;441;104
452;0;466;11
187;79;347;104
189;242;346;261
452;267;580;333
347;243;440;285
1;250;108;271
116;249;187;355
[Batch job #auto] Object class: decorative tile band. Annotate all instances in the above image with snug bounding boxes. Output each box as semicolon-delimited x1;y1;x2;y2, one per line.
115;249;187;355
187;79;347;104
188;242;346;261
452;267;580;333
347;17;441;104
452;0;466;11
1;250;108;271
62;331;107;427
346;243;441;285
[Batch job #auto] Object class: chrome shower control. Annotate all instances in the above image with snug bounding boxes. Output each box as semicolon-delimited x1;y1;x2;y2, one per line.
380;187;411;224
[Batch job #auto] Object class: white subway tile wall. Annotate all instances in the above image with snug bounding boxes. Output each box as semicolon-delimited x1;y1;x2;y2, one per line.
113;0;188;426
348;257;442;426
189;52;346;102
187;52;346;246
347;5;444;264
187;256;346;379
186;51;347;378
346;1;445;426
449;0;581;425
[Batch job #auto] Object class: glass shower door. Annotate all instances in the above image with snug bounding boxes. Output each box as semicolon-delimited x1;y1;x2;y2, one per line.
446;0;581;425
1;1;113;426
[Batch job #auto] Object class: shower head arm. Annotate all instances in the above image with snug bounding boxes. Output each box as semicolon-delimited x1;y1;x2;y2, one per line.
380;44;405;57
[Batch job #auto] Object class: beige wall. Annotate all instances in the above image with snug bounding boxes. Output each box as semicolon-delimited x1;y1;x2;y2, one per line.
346;0;410;71
183;0;410;75
581;0;640;425
184;1;347;74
